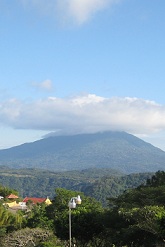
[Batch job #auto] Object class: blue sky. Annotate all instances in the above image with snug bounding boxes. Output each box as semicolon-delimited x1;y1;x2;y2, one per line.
1;0;165;150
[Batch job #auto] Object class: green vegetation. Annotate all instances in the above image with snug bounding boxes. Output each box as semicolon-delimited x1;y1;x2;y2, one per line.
0;131;165;173
0;170;165;246
0;167;153;206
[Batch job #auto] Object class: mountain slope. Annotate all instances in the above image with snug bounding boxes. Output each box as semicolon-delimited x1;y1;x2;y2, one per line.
0;131;165;173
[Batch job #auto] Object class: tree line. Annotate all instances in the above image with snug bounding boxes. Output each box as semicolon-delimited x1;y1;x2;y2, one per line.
0;170;165;246
0;167;152;206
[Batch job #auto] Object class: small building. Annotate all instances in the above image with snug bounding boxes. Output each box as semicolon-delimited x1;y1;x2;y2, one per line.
19;202;27;209
6;194;19;199
5;201;19;208
23;197;52;205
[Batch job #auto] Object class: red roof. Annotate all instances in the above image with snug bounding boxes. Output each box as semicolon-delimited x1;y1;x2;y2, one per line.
6;194;19;199
23;197;46;204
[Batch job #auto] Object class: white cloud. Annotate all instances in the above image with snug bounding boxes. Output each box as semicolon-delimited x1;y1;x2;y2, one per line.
19;0;121;25
1;94;165;137
32;79;53;91
56;0;109;25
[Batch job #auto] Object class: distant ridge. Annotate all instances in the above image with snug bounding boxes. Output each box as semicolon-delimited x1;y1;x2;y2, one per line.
0;131;165;173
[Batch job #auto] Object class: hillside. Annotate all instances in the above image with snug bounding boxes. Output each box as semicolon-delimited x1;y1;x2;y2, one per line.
0;131;165;173
0;167;152;206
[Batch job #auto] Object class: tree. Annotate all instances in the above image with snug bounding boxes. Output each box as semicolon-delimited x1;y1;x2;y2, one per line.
0;228;52;247
50;188;104;246
146;170;165;187
0;185;18;198
108;183;165;209
106;171;165;247
26;203;53;230
0;204;25;233
119;206;165;246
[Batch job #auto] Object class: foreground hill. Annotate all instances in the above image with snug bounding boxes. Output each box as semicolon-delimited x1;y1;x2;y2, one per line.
0;131;165;173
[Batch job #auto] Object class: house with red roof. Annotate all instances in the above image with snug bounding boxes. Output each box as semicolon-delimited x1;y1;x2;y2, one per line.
4;194;51;210
23;197;52;205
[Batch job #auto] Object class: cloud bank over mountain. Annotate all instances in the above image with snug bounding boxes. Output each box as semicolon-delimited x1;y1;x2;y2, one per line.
1;94;165;137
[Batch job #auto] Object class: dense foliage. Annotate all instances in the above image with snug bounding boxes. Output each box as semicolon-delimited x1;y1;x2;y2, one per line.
0;170;165;246
0;167;152;206
106;171;165;246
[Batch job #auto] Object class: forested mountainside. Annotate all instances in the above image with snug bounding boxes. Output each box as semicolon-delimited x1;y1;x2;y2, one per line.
0;167;153;205
0;131;165;173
